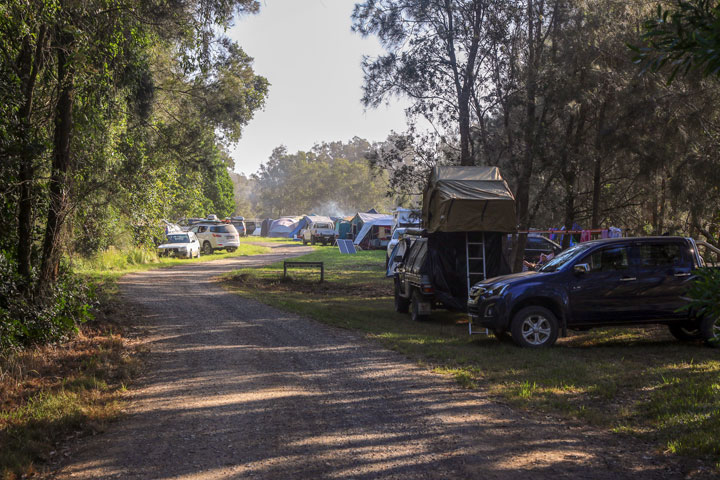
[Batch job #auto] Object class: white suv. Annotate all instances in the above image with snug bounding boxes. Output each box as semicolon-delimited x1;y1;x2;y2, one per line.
190;223;240;255
158;232;201;259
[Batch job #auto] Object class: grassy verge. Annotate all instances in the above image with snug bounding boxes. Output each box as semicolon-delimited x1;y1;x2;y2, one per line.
239;236;300;244
0;287;143;479
74;243;271;284
223;247;720;468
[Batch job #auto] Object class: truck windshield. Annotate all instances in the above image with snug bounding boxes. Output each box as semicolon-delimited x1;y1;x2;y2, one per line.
538;243;592;272
315;223;331;229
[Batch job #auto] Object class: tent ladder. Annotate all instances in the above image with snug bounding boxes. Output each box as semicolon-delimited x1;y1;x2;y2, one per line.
466;232;488;335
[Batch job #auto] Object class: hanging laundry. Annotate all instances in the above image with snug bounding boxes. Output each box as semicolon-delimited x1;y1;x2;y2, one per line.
609;227;622;238
601;229;609;239
580;230;592;242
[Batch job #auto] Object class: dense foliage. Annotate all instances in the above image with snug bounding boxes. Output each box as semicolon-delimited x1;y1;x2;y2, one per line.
356;0;720;269
0;0;267;346
250;138;396;217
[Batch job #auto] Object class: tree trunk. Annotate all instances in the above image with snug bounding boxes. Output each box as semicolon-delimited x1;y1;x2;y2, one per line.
512;0;537;273
591;101;607;229
37;26;74;295
16;26;47;284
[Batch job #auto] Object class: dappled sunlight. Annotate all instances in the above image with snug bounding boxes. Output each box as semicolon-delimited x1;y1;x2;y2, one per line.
56;250;687;479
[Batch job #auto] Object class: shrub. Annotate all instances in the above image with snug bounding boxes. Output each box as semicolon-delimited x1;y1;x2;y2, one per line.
683;267;720;321
0;252;94;350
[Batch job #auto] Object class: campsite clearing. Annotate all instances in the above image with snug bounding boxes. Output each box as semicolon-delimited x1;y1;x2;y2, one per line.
224;248;720;470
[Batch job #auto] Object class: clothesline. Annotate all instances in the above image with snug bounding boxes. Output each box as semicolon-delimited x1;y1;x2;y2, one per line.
517;229;608;235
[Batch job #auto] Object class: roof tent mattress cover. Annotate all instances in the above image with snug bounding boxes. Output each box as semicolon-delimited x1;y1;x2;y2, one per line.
422;166;516;233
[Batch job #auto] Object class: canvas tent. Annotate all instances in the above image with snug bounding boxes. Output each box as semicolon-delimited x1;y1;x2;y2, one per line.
423;166;516;233
268;216;302;237
353;217;394;249
334;216;353;240
260;218;273;237
350;212;392;239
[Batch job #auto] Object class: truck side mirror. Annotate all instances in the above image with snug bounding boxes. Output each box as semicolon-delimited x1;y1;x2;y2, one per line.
573;263;590;274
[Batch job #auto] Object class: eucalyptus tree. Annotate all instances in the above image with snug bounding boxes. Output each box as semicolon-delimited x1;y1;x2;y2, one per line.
0;0;268;294
352;0;502;166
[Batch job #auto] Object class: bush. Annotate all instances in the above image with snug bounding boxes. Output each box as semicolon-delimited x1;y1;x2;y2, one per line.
0;252;94;350
683;267;720;321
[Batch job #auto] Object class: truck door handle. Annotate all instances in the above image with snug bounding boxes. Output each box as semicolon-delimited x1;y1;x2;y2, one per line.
620;277;637;282
674;272;691;277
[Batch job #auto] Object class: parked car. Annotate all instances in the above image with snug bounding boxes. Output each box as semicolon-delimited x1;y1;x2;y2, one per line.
157;232;201;259
245;220;257;236
468;236;719;348
229;216;246;237
301;217;336;246
522;235;563;264
189;223;240;254
386;227;408;266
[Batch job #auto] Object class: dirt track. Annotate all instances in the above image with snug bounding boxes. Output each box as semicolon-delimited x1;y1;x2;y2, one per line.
54;243;687;479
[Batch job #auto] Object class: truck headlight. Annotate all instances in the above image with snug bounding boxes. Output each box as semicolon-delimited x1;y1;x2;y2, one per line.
488;284;508;297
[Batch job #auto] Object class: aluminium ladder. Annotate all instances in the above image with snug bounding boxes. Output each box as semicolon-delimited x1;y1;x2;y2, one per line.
466;232;489;335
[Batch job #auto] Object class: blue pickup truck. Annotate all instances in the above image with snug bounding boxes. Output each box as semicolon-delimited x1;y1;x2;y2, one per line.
468;236;719;348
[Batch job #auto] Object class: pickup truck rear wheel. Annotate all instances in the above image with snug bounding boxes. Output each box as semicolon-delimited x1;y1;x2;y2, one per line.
410;290;430;322
394;280;409;313
668;323;703;341
699;314;720;348
510;306;559;348
311;237;316;246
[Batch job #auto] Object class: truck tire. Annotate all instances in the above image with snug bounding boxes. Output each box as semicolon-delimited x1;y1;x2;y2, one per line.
202;241;213;255
311;237;316;246
410;290;430;322
394;279;409;313
668;323;703;341
699;314;720;348
303;238;308;245
510;306;559;348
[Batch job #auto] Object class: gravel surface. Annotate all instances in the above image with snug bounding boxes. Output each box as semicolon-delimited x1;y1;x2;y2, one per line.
54;244;690;479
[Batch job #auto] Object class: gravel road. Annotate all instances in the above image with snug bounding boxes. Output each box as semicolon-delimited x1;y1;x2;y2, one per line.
54;244;688;479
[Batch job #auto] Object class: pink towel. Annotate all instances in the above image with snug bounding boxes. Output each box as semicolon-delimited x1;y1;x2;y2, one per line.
580;230;591;242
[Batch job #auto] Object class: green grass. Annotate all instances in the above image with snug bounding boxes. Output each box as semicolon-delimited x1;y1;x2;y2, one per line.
224;247;720;466
74;244;271;283
239;236;300;244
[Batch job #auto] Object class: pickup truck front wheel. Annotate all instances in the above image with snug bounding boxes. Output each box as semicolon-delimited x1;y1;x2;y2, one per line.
510;306;559;348
394;280;409;313
699;315;720;348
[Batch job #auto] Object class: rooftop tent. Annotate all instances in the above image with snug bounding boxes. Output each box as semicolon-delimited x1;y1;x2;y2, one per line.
422;166;516;233
353;218;394;247
268;216;302;237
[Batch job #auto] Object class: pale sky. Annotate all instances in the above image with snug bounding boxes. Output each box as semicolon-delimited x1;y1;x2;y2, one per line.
227;0;410;176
